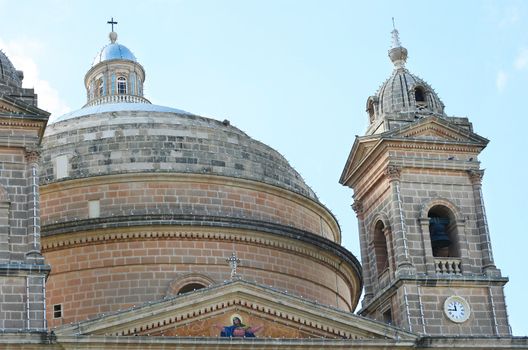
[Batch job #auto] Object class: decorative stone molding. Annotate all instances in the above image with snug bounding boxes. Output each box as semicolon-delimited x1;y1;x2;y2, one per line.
467;169;485;185
351;201;363;217
166;274;216;297
385;165;401;181
24;147;40;164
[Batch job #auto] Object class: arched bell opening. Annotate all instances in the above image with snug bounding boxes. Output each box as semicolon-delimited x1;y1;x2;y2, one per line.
428;205;460;258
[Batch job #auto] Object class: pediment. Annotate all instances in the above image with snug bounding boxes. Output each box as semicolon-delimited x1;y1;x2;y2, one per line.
340;117;488;187
0;95;49;119
388;117;488;145
54;280;416;341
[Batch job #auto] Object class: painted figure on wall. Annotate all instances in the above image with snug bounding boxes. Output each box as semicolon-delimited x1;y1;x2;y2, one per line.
216;316;263;337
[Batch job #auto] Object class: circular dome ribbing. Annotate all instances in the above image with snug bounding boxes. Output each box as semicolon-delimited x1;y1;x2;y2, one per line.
375;68;445;117
0;50;22;87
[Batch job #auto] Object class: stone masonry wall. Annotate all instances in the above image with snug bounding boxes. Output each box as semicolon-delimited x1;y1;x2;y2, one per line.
40;177;337;241
43;237;353;327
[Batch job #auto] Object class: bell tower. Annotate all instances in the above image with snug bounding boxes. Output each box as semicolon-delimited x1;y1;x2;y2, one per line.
340;27;510;336
0;50;50;331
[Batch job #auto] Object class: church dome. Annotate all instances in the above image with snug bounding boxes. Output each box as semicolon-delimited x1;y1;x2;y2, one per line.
39;24;361;327
41;104;318;201
84;30;149;107
0;50;23;87
374;68;444;117
92;41;137;66
365;26;445;134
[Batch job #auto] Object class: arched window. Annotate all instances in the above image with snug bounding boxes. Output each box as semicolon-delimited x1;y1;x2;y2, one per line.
177;283;206;295
428;205;460;258
96;78;104;97
373;221;389;277
117;76;127;94
415;86;426;103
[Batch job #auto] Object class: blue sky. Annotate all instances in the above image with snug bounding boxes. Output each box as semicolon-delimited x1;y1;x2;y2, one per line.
1;0;526;336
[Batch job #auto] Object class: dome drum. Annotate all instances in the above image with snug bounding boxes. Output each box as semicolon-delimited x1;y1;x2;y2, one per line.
42;229;360;327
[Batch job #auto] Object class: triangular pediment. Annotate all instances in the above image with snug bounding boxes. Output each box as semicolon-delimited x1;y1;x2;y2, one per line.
340;116;488;187
387;116;489;145
54;280;416;341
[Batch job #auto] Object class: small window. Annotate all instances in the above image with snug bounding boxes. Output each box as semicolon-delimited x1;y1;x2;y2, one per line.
88;200;100;218
55;155;69;179
415;86;426;103
53;304;62;318
383;308;392;325
177;283;206;295
117;76;127;94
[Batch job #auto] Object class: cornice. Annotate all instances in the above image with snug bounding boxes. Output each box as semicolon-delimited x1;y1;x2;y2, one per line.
41;172;342;243
41;223;362;309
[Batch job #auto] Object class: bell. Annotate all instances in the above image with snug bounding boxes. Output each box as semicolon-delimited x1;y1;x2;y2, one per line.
429;217;450;248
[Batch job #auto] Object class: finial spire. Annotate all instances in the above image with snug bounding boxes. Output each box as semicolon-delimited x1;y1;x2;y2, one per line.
107;17;118;32
107;17;118;43
226;252;241;280
388;18;408;68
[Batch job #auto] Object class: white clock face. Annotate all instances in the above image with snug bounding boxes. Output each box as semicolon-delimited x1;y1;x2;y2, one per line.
444;296;470;323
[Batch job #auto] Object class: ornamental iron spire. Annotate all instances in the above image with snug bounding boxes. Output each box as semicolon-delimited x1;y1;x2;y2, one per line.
226;252;241;280
107;17;118;43
107;17;118;32
388;18;408;68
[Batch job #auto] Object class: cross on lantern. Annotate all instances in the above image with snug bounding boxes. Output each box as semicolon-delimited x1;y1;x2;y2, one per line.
107;17;118;32
226;252;240;280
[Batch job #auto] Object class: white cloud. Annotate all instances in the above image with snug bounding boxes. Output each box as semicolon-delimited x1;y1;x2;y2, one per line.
514;48;528;70
496;70;508;92
0;37;70;119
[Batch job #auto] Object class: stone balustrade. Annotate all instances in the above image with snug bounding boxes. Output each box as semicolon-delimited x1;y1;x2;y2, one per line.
434;258;462;275
86;94;150;107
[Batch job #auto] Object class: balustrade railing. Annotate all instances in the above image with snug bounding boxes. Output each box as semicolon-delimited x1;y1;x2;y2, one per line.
435;258;462;275
86;94;150;107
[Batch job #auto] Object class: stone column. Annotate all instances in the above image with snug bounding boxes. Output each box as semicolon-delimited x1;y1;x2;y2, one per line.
25;148;43;263
0;185;9;263
418;217;436;275
468;170;496;275
385;165;414;276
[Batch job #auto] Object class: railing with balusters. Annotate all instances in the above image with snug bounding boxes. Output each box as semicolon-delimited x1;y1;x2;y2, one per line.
86;94;150;107
434;258;462;275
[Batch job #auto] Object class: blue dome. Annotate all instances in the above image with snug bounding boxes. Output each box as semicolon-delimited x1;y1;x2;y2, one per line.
92;42;137;67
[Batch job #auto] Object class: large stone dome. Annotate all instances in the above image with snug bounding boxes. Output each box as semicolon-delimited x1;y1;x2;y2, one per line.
38;27;362;328
41;103;318;201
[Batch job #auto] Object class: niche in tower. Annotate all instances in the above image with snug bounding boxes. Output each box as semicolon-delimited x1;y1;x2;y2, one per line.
428;205;460;258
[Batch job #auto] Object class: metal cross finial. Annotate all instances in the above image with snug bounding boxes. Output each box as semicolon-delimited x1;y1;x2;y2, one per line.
107;17;118;32
226;252;241;280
